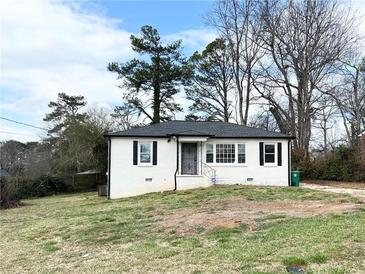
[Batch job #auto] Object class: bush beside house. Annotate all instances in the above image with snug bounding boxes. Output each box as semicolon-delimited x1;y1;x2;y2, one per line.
293;145;365;182
0;177;20;209
17;175;72;199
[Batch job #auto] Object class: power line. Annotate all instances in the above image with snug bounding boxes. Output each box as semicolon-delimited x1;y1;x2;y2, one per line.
0;117;48;131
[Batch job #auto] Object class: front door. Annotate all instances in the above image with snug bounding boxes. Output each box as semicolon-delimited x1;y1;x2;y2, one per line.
181;143;198;175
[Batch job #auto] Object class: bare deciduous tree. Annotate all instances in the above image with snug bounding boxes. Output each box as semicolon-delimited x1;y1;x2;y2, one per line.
186;38;234;122
249;108;279;132
328;57;365;145
111;104;144;130
312;95;338;153
207;0;263;125
255;0;357;157
0;140;25;177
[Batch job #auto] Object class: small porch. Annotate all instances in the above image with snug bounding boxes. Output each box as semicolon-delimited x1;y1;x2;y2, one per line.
176;137;216;189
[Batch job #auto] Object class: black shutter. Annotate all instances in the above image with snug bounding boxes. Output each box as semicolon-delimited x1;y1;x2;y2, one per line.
278;142;282;166
133;141;138;165
153;141;157;165
259;142;264;166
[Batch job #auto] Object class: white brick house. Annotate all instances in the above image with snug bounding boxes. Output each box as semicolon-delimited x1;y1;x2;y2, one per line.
105;121;294;199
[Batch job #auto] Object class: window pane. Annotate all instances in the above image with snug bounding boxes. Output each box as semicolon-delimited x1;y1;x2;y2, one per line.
265;154;275;163
206;144;213;163
140;143;151;163
237;144;246;163
140;153;151;163
140;144;150;153
265;144;275;153
206;154;213;163
206;144;213;154
238;154;245;163
216;144;235;163
238;144;245;153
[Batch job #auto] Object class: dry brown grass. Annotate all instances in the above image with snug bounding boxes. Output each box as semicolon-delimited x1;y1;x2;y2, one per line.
159;197;361;235
1;185;365;273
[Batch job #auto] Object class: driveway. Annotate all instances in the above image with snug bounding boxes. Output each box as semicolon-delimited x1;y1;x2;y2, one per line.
302;183;365;198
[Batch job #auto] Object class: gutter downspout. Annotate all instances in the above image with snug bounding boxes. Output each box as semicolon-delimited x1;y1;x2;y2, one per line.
174;136;179;191
288;139;291;187
107;137;111;199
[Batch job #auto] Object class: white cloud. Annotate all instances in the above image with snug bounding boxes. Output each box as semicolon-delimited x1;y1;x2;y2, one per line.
0;0;218;141
0;0;133;118
0;0;133;67
165;28;217;52
1;65;122;115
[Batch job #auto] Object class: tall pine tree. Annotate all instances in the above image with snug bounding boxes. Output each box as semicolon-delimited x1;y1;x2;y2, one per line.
108;25;192;124
43;92;87;135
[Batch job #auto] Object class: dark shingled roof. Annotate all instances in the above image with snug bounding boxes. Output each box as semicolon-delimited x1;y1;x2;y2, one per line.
106;121;294;139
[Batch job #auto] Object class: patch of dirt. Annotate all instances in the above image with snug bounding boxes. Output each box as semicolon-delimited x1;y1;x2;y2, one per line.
95;232;113;241
303;180;365;190
302;182;365;198
159;198;361;235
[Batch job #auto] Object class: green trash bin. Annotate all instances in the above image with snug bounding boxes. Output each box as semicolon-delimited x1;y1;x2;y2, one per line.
291;170;300;187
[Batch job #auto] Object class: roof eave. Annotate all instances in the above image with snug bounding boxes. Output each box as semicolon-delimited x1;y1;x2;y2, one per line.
207;135;295;139
105;134;295;139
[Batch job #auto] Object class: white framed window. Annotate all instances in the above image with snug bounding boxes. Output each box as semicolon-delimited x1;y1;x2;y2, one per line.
264;143;276;164
206;144;214;163
205;143;247;164
237;144;246;163
139;142;152;164
216;144;235;163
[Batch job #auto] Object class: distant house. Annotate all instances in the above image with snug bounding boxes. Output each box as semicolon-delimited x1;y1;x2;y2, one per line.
105;121;295;199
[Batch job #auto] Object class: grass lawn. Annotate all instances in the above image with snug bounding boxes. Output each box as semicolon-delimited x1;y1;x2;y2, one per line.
1;185;365;273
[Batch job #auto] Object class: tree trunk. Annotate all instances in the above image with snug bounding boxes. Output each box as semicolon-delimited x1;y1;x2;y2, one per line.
153;86;160;123
323;117;328;154
235;55;244;125
244;66;251;125
296;75;312;159
352;68;360;145
223;86;229;122
153;54;161;123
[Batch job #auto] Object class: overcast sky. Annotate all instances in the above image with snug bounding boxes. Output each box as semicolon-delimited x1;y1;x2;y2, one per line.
0;0;364;142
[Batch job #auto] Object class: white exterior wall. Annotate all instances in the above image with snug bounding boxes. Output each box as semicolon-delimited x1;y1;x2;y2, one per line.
204;138;289;186
109;137;290;199
109;137;176;198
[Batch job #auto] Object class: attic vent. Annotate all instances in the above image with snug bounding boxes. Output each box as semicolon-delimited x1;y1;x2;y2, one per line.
247;178;254;182
145;178;152;182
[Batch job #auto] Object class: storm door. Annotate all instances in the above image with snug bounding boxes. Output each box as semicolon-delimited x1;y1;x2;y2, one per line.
181;143;198;175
